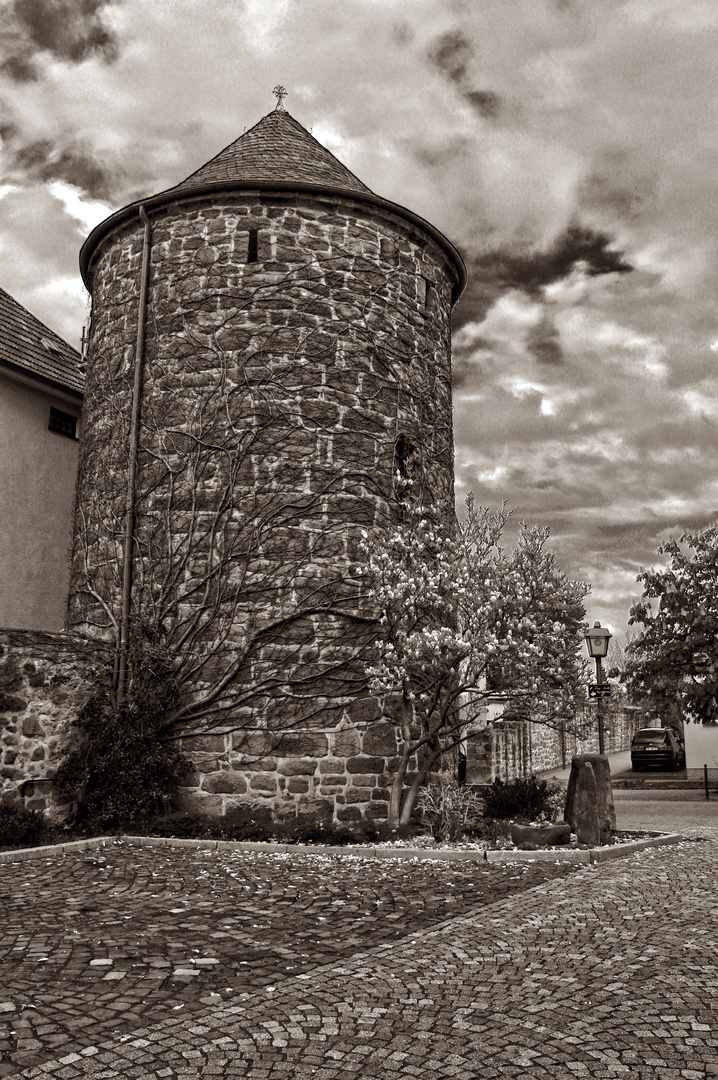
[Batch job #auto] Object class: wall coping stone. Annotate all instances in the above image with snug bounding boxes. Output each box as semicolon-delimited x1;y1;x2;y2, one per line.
0;831;684;864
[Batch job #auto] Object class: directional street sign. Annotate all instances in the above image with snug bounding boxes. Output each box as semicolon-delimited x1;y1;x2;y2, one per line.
588;683;611;698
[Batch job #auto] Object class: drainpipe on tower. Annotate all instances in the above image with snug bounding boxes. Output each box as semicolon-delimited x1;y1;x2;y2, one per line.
116;204;151;705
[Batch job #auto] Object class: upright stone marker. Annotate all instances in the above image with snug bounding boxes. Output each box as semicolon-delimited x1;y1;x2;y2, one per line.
564;753;616;845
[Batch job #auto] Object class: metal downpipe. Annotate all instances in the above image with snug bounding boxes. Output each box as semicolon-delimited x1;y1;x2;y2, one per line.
116;204;151;704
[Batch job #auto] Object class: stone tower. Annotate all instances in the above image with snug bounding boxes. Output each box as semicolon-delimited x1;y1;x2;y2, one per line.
69;101;465;821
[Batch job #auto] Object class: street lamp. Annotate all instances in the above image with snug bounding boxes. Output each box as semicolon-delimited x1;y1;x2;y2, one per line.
585;621;612;754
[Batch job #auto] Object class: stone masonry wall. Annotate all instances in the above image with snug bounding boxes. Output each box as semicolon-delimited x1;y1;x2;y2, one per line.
72;190;457;642
0;630;105;818
465;705;645;783
175;695;407;823
1;626;645;821
64;186;460;816
0;627;412;824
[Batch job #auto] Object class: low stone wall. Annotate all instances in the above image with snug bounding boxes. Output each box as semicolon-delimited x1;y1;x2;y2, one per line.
2;626;646;819
0;629;104;817
464;704;644;783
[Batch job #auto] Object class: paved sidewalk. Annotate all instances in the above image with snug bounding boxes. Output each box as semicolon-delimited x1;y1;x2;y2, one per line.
2;824;717;1078
614;788;718;832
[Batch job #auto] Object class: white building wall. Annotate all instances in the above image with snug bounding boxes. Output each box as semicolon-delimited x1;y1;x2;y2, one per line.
684;722;718;779
0;370;80;630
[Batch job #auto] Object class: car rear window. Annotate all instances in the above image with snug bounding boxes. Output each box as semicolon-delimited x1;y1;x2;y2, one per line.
633;730;668;743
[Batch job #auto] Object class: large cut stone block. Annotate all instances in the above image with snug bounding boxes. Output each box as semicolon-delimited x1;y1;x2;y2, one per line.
349;697;382;724
510;822;571;847
277;758;317;776
184;734;227;753
346;755;384;774
332;729;361;757
249;774;277;793
361;721;397;756
201;771;248;795
273;732;329;757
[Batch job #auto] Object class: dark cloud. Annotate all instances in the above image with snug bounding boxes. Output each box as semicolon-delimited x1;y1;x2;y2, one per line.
465;89;501;119
527;313;563;365
429;29;472;84
0;53;37;81
5;135;113;200
454;224;633;328
428;29;502;119
593;515;718;550
1;0;119;80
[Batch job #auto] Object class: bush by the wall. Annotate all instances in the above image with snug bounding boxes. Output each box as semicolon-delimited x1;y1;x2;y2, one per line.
54;638;189;832
482;775;564;823
418;777;484;840
0;804;56;849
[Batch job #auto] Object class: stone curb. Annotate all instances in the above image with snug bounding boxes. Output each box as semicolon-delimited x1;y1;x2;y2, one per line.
0;831;686;865
0;835;113;863
612;779;715;790
588;831;685;862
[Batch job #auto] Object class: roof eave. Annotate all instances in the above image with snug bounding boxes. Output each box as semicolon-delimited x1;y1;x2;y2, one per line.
80;180;467;304
0;356;84;400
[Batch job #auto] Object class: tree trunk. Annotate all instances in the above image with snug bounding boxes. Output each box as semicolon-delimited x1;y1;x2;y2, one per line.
387;747;411;828
387;691;415;828
398;746;442;826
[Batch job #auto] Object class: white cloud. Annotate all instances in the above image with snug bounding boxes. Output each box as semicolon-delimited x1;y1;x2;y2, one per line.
48;182;112;233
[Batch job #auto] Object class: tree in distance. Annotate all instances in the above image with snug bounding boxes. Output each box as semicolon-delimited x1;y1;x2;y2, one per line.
622;525;718;727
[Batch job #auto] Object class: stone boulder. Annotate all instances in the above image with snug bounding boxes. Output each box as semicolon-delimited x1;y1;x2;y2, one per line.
564;753;616;845
510;821;572;848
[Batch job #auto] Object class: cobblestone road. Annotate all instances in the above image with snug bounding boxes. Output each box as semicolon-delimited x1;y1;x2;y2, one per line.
0;843;575;1076
1;816;717;1078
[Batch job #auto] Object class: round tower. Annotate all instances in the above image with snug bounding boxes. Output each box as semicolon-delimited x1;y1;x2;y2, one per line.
69;100;465;820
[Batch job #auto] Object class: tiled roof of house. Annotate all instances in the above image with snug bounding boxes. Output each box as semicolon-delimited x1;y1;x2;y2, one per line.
0;287;83;396
174;108;373;196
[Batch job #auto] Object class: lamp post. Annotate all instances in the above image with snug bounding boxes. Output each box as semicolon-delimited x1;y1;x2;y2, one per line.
585;621;612;755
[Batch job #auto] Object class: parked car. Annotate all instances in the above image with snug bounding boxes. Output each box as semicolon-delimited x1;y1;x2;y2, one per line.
631;726;685;771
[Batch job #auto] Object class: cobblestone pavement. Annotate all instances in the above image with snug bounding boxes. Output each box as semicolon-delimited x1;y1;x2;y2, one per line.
2;824;717;1078
0;842;576;1076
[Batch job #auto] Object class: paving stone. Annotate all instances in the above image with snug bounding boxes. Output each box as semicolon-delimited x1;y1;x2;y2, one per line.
1;818;717;1077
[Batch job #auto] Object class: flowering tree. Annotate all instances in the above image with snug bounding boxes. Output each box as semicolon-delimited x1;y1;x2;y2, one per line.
622;525;718;726
360;495;590;825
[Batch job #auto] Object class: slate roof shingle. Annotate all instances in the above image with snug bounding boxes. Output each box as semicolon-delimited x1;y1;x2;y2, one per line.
0;287;84;397
80;106;466;302
174;109;373;196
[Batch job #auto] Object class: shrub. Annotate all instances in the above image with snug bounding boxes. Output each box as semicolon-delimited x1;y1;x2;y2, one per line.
0;804;55;849
417;777;484;841
54;638;189;832
140;814;215;839
220;804;273;841
274;812;359;845
482;775;564;823
366;821;421;843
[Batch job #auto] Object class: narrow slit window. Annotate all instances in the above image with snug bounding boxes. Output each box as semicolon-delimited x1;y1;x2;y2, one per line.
247;229;258;263
394;435;417;490
48;407;77;439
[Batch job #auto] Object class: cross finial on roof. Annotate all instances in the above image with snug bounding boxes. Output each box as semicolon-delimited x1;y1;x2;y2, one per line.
273;85;287;111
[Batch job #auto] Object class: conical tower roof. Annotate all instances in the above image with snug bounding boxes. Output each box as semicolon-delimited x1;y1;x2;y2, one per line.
174;109;373;197
80;104;465;301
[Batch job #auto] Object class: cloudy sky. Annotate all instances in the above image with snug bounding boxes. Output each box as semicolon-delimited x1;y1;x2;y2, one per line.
1;0;717;637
